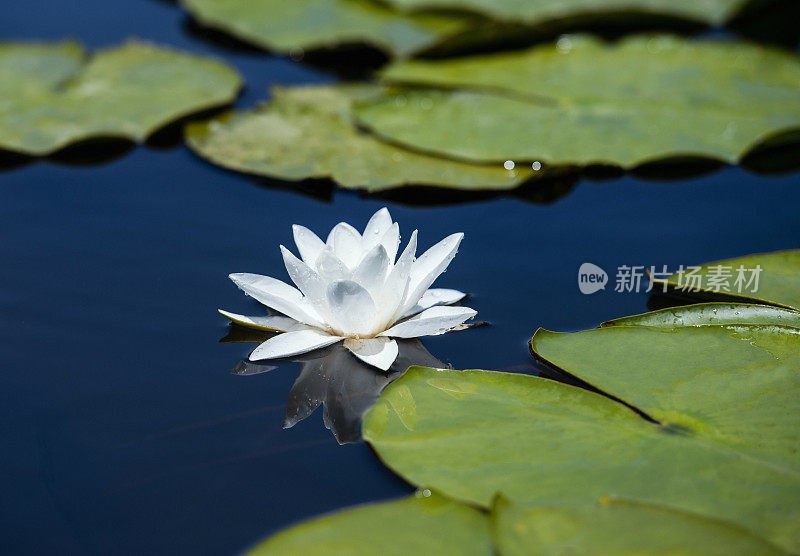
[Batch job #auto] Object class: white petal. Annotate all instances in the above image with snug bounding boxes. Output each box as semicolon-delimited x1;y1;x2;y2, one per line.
229;273;324;327
379;305;477;338
281;246;326;302
293;225;325;266
281;245;332;324
399;233;464;317
352;244;390;299
401;288;467;318
377;229;417;326
394;230;418;275
380;222;401;263
250;328;343;360
344;337;399;371
362;208;392;249
218;309;297;332
327;223;362;268
315;247;350;282
326;222;362;245
326;280;378;337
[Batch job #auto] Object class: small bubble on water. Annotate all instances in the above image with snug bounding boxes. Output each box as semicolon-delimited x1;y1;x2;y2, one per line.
531;161;542;171
503;160;515;170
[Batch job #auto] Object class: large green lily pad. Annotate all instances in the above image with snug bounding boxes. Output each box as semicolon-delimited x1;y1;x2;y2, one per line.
181;0;474;59
652;249;800;310
382;0;757;27
492;497;784;556
185;84;532;191
0;40;241;156
245;492;492;555
363;314;800;552
355;35;800;167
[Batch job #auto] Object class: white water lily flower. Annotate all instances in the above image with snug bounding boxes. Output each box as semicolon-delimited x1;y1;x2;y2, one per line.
219;208;477;370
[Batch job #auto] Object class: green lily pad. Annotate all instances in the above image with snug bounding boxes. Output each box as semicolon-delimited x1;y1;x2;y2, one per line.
185;84;533;191
652;249;800;311
355;35;800;167
531;320;800;462
181;0;474;59
0;40;241;156
492;497;784;556
382;0;755;27
602;302;800;328
363;323;800;553
245;492;492;555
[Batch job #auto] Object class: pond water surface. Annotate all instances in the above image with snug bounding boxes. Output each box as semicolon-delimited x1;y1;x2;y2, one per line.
2;1;799;553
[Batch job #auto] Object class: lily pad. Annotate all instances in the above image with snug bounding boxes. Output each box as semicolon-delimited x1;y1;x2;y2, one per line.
652;249;800;310
355;35;800;167
382;0;756;27
181;0;473;59
492;497;784;556
602;302;800;327
0;40;241;156
363;316;800;553
185;85;533;191
245;492;492;555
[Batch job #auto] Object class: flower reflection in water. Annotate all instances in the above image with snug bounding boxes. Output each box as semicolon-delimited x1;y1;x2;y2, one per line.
222;326;448;444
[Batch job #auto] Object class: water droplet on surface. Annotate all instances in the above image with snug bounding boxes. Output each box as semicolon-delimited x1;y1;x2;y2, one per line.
503;160;515;170
556;37;572;53
531;161;542;171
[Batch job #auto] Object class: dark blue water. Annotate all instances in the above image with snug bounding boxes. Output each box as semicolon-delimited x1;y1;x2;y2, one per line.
2;1;799;554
